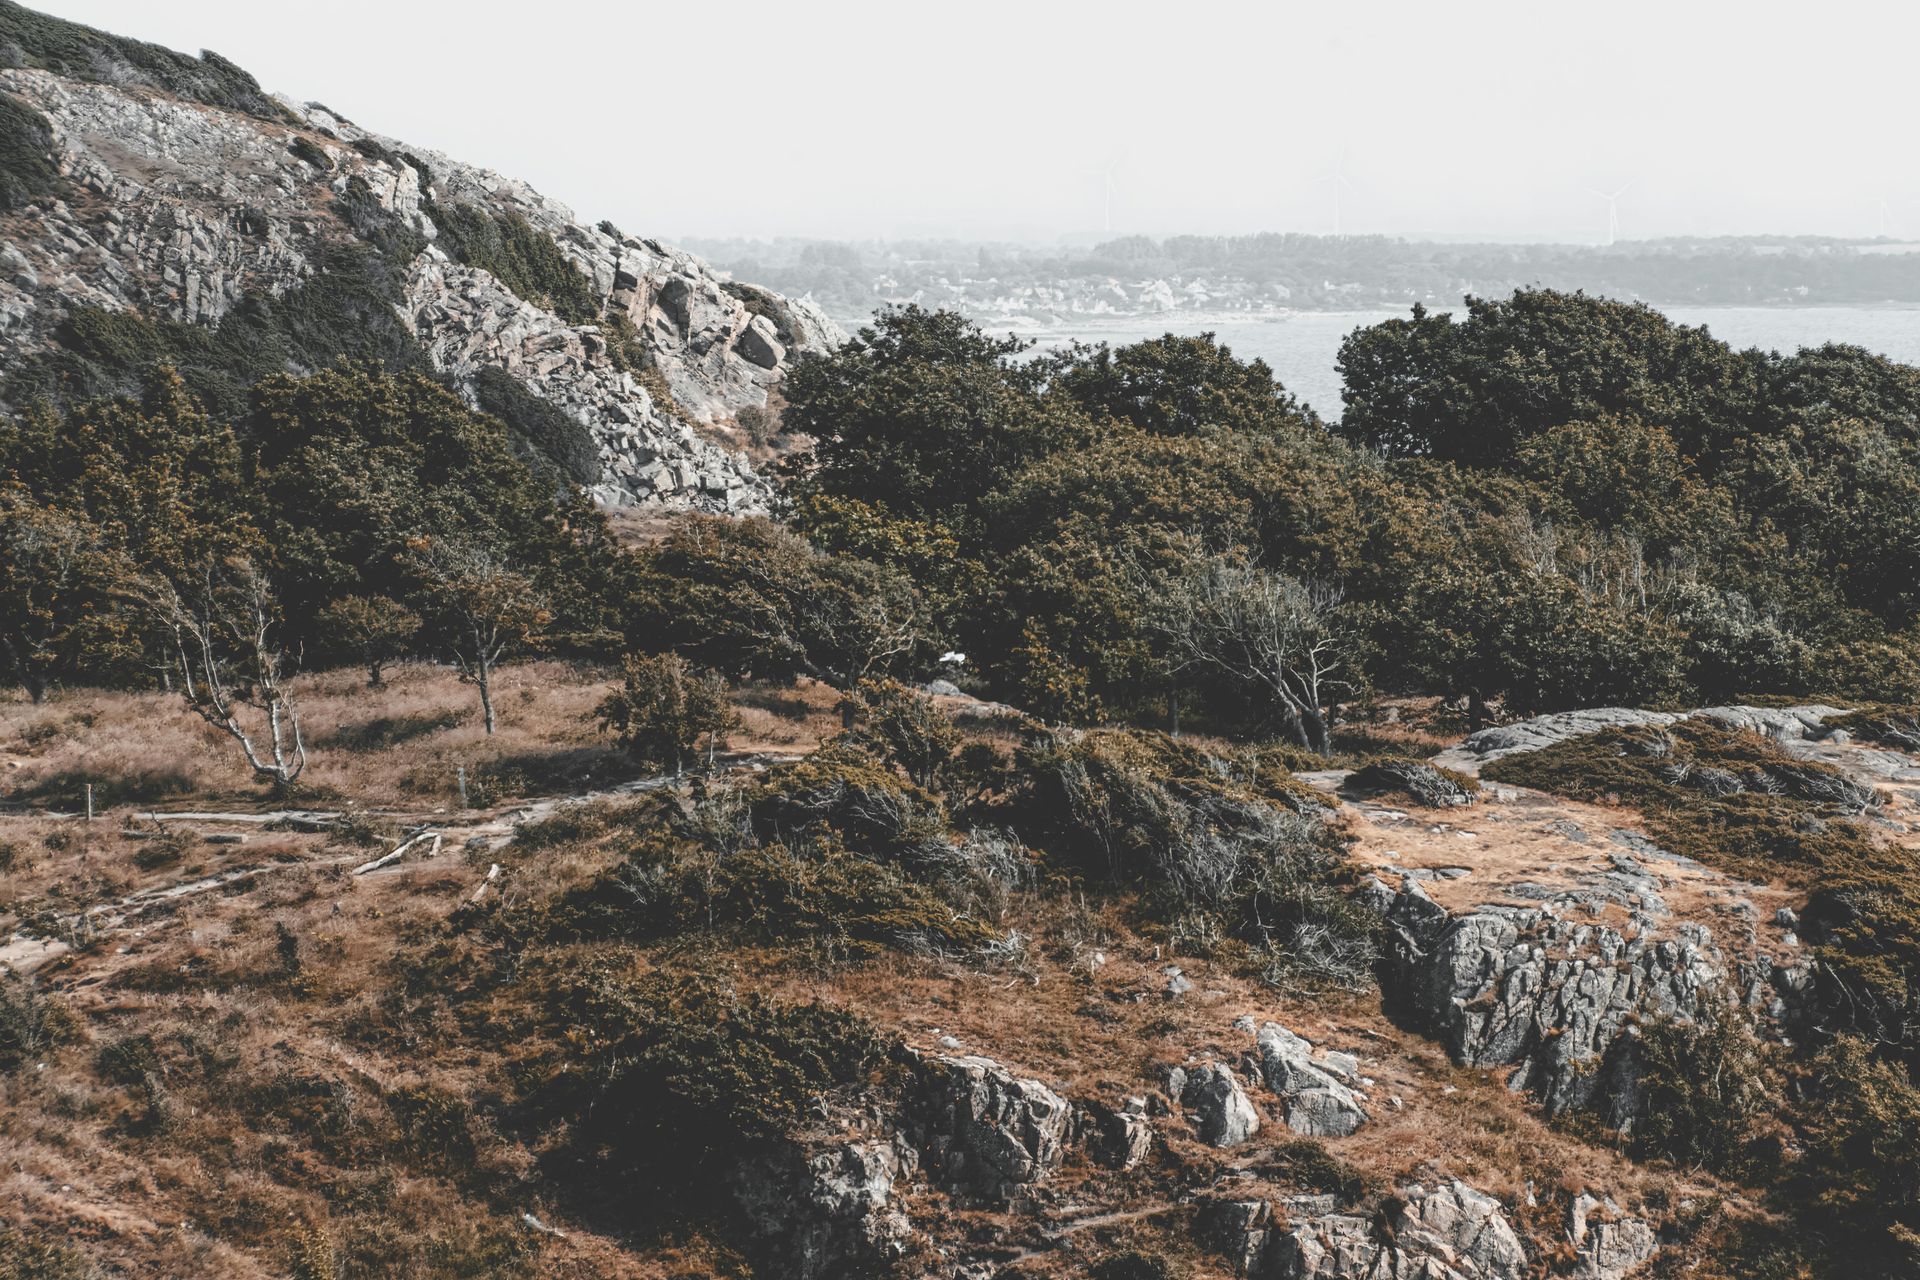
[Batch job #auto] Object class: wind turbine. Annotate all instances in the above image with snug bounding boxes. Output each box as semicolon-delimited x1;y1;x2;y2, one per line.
1086;154;1125;237
1584;180;1636;246
1315;156;1358;238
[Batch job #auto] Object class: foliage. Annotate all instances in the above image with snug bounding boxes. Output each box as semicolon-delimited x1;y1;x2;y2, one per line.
741;741;948;862
314;594;419;686
0;973;62;1073
1802;1037;1920;1273
842;677;961;788
597;651;736;773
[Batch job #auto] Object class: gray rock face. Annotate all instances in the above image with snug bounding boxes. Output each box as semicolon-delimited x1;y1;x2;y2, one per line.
1435;704;1847;772
730;1132;917;1280
1377;880;1721;1123
1252;1023;1369;1137
1215;1179;1527;1280
1568;1193;1658;1279
1183;1062;1262;1147
917;1054;1070;1198
0;65;841;515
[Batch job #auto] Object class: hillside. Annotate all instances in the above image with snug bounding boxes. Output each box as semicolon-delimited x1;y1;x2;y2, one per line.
0;0;839;513
6;5;1920;1280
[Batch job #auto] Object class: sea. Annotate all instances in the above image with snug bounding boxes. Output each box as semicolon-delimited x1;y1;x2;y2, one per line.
1009;305;1920;421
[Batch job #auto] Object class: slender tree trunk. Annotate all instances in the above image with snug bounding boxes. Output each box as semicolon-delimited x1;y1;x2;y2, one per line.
26;678;46;706
1467;689;1489;732
1169;690;1181;738
368;660;384;689
1302;707;1332;757
477;663;496;734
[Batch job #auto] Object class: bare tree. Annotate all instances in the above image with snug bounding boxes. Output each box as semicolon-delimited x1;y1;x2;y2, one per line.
143;558;307;794
414;541;550;734
1144;555;1349;755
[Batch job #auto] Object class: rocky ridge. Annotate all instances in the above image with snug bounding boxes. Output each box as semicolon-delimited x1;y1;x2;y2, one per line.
0;61;840;512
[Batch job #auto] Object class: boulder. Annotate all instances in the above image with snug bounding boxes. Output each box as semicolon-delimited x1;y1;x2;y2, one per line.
1078;1098;1154;1169
1375;879;1722;1123
733;313;786;369
1182;1062;1262;1147
1568;1194;1658;1280
1254;1023;1368;1138
730;1132;917;1279
917;1054;1070;1197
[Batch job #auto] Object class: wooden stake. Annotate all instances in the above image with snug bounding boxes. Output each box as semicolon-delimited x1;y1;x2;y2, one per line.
85;783;94;823
457;765;468;809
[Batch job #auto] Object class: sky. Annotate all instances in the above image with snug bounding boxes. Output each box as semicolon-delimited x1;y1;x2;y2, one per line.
27;0;1920;245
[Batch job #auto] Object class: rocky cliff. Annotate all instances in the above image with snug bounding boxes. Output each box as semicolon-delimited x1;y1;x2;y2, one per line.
0;1;839;512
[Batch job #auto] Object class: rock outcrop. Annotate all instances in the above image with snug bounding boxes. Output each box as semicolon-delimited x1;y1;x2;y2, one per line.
1377;878;1721;1123
1568;1193;1659;1280
0;53;839;514
1434;704;1848;772
1210;1180;1528;1280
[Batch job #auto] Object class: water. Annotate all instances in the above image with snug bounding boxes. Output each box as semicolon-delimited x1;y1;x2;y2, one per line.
1015;305;1920;421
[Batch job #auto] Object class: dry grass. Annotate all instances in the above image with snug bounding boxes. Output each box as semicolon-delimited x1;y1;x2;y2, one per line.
0;680;1838;1278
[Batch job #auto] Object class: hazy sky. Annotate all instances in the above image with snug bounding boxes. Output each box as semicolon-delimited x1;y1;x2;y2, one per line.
29;0;1920;244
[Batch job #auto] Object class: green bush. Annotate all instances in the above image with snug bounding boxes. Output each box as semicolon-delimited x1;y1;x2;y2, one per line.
742;741;948;862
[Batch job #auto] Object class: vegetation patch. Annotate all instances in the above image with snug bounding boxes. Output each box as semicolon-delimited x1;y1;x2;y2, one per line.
0;90;58;210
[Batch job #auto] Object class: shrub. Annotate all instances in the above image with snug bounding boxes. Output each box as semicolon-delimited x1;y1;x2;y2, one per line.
1628;999;1769;1173
1803;1037;1920;1271
844;677;961;788
1345;757;1480;808
0;975;61;1073
0;91;58;210
541;966;889;1209
429;202;600;325
0;1226;90;1280
597;652;738;774
742;741;946;862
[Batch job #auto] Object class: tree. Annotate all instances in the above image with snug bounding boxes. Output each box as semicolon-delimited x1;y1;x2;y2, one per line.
0;496;136;703
598;652;738;775
315;594;420;687
413;541;550;733
1143;555;1348;755
142;558;307;795
778;305;1094;532
846;678;960;788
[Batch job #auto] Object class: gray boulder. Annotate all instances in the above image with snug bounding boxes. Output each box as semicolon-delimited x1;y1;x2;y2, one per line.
1569;1194;1658;1279
1078;1097;1154;1169
730;1132;917;1279
1182;1062;1262;1147
1254;1023;1369;1138
1376;879;1721;1123
1214;1179;1527;1279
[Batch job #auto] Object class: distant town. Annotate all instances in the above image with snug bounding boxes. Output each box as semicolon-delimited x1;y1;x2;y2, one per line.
687;233;1920;331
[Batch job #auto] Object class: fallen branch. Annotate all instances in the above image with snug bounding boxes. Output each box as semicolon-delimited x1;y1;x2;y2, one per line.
352;829;439;876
